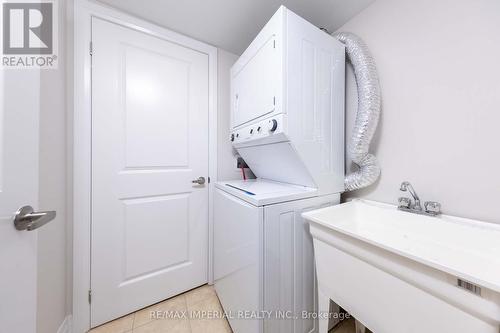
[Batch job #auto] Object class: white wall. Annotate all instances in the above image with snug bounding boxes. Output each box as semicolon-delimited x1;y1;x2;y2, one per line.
37;0;69;332
340;0;500;223
217;49;247;181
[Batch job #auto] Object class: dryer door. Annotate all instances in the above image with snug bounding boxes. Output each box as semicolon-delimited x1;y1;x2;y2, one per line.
231;36;279;128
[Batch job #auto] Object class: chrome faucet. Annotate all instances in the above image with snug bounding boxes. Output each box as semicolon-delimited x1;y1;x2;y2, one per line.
398;181;441;216
400;181;421;210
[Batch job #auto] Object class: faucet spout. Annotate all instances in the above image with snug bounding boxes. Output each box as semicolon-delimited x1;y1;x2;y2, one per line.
400;181;422;210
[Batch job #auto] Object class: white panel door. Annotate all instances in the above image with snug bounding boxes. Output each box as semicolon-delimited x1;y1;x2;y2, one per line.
0;69;40;332
91;18;209;326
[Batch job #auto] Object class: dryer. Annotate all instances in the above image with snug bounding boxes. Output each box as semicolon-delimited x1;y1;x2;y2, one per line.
230;5;345;195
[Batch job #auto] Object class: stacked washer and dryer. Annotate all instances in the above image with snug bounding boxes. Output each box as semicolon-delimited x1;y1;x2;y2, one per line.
214;6;346;333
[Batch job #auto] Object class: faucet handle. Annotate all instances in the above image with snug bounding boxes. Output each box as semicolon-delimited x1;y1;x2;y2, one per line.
424;201;441;215
398;197;411;209
400;181;410;191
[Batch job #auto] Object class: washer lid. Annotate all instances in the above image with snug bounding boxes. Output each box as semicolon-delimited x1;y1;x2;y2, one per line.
215;179;317;206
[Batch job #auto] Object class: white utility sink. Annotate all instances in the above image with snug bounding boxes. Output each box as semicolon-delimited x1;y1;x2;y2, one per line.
302;199;500;333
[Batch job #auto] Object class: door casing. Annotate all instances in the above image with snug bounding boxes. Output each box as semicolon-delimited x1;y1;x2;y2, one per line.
72;1;218;332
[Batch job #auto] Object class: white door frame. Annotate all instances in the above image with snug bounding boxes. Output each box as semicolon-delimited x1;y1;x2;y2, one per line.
72;1;218;332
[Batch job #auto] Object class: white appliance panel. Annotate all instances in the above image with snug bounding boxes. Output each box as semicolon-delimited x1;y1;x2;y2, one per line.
263;196;340;333
237;142;316;188
286;15;345;195
214;183;340;333
232;36;279;128
214;188;264;333
215;179;317;206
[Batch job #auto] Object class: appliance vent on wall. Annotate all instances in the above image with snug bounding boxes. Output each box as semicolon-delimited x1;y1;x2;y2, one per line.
457;278;481;296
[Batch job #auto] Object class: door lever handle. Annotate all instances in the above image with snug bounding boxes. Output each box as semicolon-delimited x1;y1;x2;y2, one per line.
13;206;56;231
191;176;206;185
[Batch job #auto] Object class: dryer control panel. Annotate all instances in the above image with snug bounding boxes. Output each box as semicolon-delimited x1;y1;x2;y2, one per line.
230;114;287;146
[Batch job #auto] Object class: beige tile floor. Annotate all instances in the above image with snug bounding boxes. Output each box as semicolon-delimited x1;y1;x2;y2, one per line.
89;285;370;333
89;285;232;333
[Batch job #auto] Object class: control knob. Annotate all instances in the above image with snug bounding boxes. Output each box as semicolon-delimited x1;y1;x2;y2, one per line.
268;119;278;132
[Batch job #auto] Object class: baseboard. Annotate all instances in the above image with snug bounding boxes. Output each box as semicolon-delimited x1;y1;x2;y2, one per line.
57;315;72;333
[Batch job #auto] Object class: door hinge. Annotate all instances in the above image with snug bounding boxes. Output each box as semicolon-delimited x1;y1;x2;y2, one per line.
88;289;92;304
273;96;276;105
89;41;93;56
273;39;276;48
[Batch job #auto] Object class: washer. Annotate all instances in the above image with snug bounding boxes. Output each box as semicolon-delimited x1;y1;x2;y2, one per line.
214;179;340;333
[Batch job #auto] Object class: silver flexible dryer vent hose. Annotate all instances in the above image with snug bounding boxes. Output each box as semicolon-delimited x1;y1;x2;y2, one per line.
333;32;381;191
